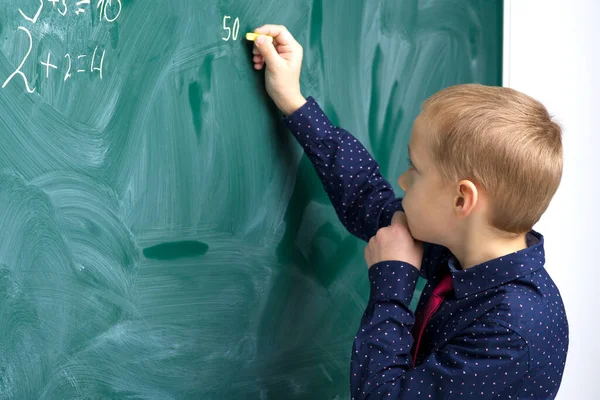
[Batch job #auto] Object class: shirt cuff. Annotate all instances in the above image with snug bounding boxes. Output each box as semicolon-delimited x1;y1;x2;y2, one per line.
368;261;419;304
282;96;333;139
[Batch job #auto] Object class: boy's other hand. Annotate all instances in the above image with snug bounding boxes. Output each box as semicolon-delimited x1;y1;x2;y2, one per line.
364;211;424;270
252;24;306;115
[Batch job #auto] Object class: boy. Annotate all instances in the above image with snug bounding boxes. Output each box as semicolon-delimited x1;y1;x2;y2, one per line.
251;25;568;399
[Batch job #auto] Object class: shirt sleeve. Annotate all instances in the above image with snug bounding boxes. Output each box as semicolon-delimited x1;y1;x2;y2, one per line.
351;262;530;400
283;96;404;242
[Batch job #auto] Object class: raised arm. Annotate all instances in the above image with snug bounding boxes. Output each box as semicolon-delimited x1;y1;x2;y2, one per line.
251;24;403;241
283;97;403;241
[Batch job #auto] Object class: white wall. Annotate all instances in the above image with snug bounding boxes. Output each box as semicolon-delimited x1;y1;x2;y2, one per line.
505;1;599;399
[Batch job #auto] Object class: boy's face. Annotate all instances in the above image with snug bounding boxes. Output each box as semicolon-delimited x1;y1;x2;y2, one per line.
397;113;456;245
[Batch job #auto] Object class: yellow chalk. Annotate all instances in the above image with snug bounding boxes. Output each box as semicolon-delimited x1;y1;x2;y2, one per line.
246;32;273;42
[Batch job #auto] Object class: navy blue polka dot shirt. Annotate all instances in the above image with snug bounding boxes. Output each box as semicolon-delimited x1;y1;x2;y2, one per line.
283;97;569;399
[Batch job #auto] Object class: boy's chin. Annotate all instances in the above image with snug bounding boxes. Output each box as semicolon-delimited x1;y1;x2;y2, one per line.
406;221;430;243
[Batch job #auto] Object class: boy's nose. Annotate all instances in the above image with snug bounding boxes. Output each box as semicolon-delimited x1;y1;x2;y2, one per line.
398;171;408;192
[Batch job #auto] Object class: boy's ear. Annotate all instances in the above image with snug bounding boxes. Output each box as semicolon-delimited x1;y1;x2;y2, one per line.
455;180;478;217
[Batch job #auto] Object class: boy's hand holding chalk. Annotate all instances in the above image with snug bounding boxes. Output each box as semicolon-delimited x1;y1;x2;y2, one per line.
248;25;306;115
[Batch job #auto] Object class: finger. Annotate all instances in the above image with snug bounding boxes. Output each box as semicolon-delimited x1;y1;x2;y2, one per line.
252;45;260;55
391;211;407;226
376;226;390;236
275;44;294;54
253;55;264;63
254;36;282;67
254;24;298;47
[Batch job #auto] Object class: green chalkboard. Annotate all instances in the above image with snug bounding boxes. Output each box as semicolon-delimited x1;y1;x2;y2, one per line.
0;0;502;398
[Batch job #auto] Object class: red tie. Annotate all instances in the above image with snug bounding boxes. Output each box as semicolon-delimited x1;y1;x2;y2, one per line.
411;272;454;367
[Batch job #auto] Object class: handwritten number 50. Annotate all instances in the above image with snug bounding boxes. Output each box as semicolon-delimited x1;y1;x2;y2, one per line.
222;16;240;41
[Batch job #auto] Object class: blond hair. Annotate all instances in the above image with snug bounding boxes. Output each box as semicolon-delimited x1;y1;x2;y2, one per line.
420;84;563;235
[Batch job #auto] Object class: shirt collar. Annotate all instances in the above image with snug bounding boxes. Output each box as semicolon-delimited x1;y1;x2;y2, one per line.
448;230;546;299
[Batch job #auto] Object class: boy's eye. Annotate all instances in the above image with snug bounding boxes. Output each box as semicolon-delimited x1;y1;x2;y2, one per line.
407;157;415;168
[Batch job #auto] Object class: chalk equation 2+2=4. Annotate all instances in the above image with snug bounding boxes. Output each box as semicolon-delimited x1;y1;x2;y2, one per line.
2;27;106;93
